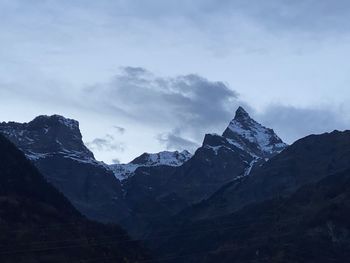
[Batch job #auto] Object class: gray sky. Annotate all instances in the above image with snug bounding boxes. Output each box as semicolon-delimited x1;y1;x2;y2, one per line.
1;0;350;163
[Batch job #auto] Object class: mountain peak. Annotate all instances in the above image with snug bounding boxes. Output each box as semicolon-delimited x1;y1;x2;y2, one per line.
29;115;79;131
222;107;287;158
110;150;192;181
0;115;95;162
234;106;250;120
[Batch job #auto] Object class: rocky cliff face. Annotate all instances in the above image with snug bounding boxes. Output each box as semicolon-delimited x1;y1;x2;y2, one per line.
0;115;93;161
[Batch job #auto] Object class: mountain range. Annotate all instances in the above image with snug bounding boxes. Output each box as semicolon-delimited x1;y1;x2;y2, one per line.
1;107;350;262
0;107;287;236
110;150;192;181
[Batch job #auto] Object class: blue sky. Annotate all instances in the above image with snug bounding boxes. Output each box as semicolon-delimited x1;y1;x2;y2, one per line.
1;0;350;163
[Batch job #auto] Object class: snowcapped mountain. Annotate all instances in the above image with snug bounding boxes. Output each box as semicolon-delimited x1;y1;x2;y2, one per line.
0;115;129;223
152;129;350;263
121;107;289;219
0;115;98;165
0;109;288;238
200;106;287;178
110;150;192;180
131;150;192;166
222;106;287;158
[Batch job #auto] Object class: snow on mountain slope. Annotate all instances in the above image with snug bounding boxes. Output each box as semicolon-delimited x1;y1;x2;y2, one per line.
0;115;100;166
222;107;287;158
131;150;192;166
199;107;287;179
0;115;129;223
110;150;192;181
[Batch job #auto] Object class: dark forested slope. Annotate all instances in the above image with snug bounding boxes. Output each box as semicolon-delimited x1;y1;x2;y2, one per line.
151;169;350;263
0;134;152;263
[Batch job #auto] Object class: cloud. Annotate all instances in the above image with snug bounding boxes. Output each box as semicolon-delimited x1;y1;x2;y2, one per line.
84;67;242;145
259;104;349;143
157;129;200;152
84;67;350;153
2;1;350;164
86;134;125;152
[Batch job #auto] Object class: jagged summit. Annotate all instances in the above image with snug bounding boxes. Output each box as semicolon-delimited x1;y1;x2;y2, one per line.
222;107;287;158
201;107;287;159
110;150;192;181
29;114;79;131
234;106;250;120
131;150;192;166
227;106;259;132
0;114;95;163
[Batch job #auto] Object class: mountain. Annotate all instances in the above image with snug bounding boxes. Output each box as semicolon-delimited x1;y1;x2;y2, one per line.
0;115;129;223
3;108;350;262
0;115;95;163
0;108;286;238
222;106;287;158
118;107;287;237
181;130;350;221
146;130;350;262
110;150;192;180
150;106;287;204
0;134;152;263
151;168;350;263
131;150;192;166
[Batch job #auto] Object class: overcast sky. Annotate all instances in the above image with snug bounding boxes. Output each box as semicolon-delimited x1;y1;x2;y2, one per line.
1;0;350;163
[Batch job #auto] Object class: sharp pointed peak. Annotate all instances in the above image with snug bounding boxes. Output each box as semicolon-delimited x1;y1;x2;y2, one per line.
234;106;251;120
222;106;287;158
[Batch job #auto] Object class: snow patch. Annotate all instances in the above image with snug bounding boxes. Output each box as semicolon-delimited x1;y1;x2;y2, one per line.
204;145;237;155
26;151;50;161
136;150;192;166
244;158;259;177
110;163;140;181
110;150;192;181
225;108;287;157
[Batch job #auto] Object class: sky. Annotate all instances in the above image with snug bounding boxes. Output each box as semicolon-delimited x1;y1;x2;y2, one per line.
1;0;350;163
